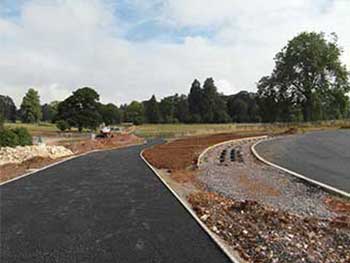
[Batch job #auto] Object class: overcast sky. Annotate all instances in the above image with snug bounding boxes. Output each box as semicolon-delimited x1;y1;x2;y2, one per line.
1;0;349;106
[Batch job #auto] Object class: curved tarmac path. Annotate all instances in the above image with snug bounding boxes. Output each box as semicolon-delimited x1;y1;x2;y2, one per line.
1;141;230;263
255;130;350;193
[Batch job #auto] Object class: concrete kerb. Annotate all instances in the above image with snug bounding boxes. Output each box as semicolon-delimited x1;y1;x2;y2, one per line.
0;140;146;186
251;137;350;198
141;136;268;263
140;148;241;263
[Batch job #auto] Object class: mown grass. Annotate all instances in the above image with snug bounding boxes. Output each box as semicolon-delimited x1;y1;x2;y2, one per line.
4;122;85;136
4;122;58;133
134;120;350;138
5;119;349;138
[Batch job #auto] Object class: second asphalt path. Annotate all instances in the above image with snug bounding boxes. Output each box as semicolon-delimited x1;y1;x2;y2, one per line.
255;130;350;193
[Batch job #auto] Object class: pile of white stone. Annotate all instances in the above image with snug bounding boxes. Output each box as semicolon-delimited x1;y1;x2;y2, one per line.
0;144;73;166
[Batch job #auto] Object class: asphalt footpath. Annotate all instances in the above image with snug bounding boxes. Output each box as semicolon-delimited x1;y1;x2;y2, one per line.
1;141;230;263
255;130;350;193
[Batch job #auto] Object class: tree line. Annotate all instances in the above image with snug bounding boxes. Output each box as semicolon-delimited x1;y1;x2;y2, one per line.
1;31;349;131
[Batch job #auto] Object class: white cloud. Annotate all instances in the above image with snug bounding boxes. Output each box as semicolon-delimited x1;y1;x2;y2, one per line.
0;0;349;107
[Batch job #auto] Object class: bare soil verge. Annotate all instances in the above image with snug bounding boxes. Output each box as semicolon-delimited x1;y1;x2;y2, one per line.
0;134;143;183
143;133;263;170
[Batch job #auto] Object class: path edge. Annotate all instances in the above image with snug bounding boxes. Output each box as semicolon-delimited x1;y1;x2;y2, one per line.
251;137;350;198
140;149;241;263
0;140;146;186
140;135;268;263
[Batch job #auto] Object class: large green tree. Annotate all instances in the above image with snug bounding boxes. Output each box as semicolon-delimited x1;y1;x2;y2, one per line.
124;101;144;125
41;101;59;123
188;79;202;123
258;32;350;122
227;91;260;123
56;87;102;131
0;95;17;122
20;88;42;123
159;96;176;123
173;94;190;123
144;95;161;124
201;78;231;123
98;103;121;125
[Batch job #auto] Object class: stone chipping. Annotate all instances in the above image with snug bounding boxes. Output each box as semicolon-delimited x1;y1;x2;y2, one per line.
0;144;73;166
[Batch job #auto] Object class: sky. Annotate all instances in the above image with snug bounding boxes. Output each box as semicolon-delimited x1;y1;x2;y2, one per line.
0;0;349;106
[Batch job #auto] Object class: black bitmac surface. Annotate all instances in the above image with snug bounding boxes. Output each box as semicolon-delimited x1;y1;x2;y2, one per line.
255;130;350;193
1;142;230;263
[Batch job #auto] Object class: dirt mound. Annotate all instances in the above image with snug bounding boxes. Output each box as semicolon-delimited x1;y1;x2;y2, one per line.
143;133;262;170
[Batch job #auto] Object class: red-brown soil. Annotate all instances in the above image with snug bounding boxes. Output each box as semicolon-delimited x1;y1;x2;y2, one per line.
0;156;59;183
325;197;350;215
143;133;263;170
62;134;142;154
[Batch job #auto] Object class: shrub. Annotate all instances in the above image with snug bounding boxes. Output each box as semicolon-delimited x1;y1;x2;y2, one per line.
56;120;70;131
0;127;32;147
133;116;144;125
12;127;32;146
0;129;19;147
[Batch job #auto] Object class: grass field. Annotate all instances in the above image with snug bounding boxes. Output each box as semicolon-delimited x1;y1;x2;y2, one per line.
4;122;90;138
5;120;350;138
134;120;350;138
4;122;59;135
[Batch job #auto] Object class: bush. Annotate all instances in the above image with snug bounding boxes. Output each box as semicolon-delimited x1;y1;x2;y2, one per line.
12;127;32;146
0;129;19;147
56;120;70;131
0;127;32;147
133;116;144;125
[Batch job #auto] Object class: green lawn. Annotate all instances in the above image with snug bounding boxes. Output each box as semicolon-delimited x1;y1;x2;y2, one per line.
4;122;58;134
134;120;350;138
5;120;349;138
134;123;271;138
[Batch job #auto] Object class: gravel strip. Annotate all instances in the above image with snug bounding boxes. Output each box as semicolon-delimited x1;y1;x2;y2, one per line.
198;139;336;218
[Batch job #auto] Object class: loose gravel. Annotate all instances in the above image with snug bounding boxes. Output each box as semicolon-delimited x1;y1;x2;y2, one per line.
199;139;336;218
193;139;350;262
